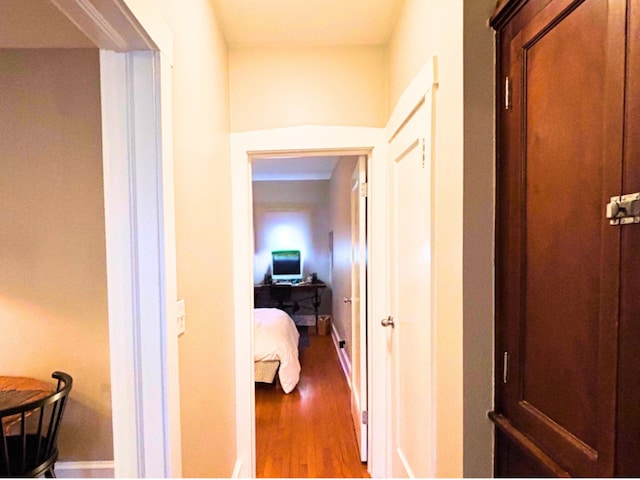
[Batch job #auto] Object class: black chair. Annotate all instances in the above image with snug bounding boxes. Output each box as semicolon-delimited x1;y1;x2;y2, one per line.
269;285;300;314
0;372;73;478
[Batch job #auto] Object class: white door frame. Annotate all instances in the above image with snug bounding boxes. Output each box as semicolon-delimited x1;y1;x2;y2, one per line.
51;1;181;477
231;126;389;478
350;155;369;462
100;49;180;478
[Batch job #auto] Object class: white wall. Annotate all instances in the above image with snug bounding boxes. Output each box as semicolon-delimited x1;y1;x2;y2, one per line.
389;3;464;474
328;157;359;360
252;180;331;287
124;0;238;476
388;0;496;476
165;0;236;476
229;45;388;132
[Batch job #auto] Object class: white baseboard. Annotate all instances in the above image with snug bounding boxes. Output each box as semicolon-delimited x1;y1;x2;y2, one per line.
330;322;352;389
232;458;242;478
56;460;114;478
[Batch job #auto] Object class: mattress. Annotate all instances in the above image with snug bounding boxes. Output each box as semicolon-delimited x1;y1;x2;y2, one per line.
254;308;301;393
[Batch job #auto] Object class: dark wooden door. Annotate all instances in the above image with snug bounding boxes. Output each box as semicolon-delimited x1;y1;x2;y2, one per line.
492;0;640;476
616;0;640;476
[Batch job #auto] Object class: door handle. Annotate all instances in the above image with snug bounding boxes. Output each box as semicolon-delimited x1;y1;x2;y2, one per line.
343;297;352;304
380;316;394;328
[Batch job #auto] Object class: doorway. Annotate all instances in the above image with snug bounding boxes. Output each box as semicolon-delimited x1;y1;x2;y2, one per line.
0;2;179;476
250;153;368;475
230;125;389;477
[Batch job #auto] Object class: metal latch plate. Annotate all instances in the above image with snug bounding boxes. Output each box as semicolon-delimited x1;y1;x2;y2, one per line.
606;192;640;225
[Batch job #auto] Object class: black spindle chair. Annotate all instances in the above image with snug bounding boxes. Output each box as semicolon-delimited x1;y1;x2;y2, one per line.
0;372;73;478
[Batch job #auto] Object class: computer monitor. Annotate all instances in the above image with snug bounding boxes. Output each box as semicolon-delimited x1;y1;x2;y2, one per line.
271;250;302;281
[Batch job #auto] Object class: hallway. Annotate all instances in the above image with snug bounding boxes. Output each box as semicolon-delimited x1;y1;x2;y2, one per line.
255;330;369;478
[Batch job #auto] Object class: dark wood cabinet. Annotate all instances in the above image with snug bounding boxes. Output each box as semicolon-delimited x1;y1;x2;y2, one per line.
490;0;640;476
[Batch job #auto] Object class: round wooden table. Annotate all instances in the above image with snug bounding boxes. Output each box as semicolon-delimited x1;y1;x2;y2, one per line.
0;376;54;432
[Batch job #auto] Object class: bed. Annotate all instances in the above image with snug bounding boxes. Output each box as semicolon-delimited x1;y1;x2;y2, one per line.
253;308;301;393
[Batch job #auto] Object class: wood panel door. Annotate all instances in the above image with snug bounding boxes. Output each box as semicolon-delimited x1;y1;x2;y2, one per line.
492;0;640;476
616;0;640;476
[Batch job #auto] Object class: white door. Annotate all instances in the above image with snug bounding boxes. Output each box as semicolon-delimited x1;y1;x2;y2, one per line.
350;155;368;462
385;57;438;478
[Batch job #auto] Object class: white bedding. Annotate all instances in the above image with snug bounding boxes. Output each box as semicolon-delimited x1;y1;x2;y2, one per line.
254;308;301;393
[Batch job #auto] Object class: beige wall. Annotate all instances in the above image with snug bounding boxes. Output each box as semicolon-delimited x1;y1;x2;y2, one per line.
229;45;388;132
388;0;496;477
166;1;236;476
328;157;358;360
0;49;112;461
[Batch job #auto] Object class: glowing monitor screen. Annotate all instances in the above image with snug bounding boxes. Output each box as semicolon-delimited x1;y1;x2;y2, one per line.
271;250;302;280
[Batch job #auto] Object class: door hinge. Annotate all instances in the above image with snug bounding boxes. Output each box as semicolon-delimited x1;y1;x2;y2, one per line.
360;182;368;198
505;77;512;110
362;411;368;425
420;137;426;168
502;352;509;384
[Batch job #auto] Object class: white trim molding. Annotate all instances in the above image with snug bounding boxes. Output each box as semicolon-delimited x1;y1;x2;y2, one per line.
56;460;115;477
331;323;352;388
50;0;156;51
100;49;179;478
44;1;181;477
231;459;243;479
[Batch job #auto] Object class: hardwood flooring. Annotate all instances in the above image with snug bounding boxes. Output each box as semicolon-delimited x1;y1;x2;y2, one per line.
255;330;370;478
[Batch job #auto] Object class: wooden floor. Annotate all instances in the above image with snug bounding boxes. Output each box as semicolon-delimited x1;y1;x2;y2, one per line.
255;330;370;478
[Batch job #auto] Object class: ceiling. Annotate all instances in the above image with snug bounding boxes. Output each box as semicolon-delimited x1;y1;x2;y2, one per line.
1;0;404;49
211;0;403;48
252;156;341;182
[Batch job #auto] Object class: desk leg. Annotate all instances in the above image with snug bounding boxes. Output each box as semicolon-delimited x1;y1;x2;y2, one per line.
312;289;321;333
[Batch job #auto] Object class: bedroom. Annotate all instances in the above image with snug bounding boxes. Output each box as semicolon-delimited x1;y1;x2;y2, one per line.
251;153;367;476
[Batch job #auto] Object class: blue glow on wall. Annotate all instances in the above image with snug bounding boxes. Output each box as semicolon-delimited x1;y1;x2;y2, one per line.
254;209;312;279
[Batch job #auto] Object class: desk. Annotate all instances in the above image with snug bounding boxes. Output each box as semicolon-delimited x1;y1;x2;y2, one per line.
254;282;327;326
0;377;53;433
